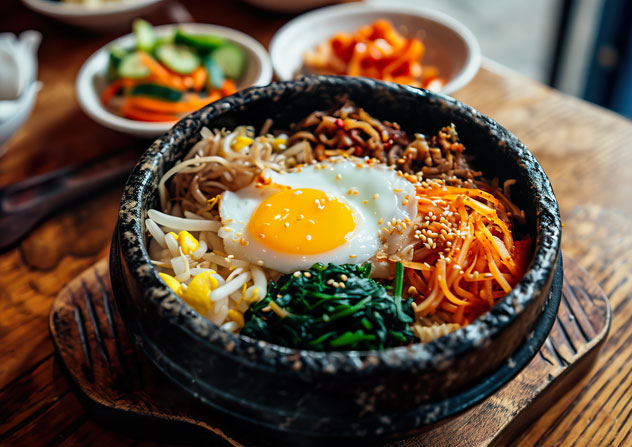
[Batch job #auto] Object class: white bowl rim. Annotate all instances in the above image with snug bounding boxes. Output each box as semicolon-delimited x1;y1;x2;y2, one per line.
269;2;481;95
76;23;273;138
21;0;163;17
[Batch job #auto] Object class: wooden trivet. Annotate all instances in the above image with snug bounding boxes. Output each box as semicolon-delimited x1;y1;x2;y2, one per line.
49;256;610;447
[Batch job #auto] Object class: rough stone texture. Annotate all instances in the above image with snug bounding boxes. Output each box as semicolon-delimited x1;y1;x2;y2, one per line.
110;76;562;439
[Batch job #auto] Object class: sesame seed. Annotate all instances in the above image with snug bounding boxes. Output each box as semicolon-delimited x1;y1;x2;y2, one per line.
336;174;342;181
378;218;383;225
304;272;312;278
349;254;357;258
362;200;368;204
340;274;348;281
284;222;290;228
293;271;301;277
372;193;379;200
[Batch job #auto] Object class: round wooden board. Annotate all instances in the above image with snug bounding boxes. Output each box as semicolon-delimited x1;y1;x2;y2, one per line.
49;255;610;447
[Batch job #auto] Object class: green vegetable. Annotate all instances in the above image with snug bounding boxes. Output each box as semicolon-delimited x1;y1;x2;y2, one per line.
107;45;128;81
118;52;150;79
174;29;225;52
211;43;246;79
129;83;182;101
203;55;224;89
393;262;412;324
133;19;157;52
241;263;417;351
155;44;200;75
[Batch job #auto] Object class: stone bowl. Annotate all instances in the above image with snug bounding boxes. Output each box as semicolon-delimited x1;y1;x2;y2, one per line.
110;75;562;442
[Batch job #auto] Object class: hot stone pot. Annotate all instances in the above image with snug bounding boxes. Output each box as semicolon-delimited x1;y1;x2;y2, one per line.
110;76;562;441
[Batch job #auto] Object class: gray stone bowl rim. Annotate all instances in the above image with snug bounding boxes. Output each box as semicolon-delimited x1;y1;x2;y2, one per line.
116;75;561;375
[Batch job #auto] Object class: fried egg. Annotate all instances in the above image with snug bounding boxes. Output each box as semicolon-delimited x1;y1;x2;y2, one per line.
218;157;417;274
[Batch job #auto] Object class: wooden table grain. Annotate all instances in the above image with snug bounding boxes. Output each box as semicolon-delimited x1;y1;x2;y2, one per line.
1;1;631;446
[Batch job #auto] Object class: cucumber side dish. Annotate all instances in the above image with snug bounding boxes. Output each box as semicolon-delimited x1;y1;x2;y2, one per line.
101;20;247;123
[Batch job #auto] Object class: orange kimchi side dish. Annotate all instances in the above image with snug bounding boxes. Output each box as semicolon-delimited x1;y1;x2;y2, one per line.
303;19;445;90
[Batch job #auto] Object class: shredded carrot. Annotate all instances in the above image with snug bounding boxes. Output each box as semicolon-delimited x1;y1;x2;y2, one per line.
221;79;237;96
182;75;195;89
192;66;207;91
303;19;445;90
401;259;431;271
137;52;184;90
125;93;220;115
120;99;179;122
100;79;134;105
407;180;530;326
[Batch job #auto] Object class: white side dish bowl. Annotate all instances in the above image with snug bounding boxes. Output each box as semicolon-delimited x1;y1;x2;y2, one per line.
21;0;166;32
76;23;273;138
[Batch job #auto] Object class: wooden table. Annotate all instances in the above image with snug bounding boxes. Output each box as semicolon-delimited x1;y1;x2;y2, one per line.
1;1;631;446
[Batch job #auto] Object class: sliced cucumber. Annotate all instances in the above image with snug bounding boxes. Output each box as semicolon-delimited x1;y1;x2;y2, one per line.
133;19;156;52
155;44;200;75
118;52;150;79
203;55;224;89
130;83;182;102
107;45;128;80
211;43;246;80
175;29;225;52
154;35;174;49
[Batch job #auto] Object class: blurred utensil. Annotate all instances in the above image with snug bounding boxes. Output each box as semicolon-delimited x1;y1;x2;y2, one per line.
0;150;139;250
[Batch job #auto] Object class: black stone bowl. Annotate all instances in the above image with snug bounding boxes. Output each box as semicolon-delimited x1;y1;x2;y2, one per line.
110;76;562;442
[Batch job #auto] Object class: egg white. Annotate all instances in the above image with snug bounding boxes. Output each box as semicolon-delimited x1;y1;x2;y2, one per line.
218;157;418;273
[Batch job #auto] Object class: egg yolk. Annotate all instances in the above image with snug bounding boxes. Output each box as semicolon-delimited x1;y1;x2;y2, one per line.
248;188;356;255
